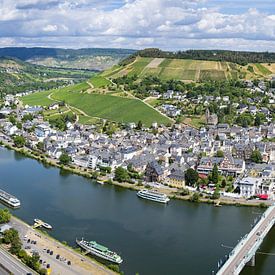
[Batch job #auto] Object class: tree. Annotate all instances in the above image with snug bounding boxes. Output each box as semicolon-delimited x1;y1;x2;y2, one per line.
10;239;22;255
36;142;44;151
16;122;22;130
216;150;224;157
0;208;11;223
189;192;200;202
212;164;219;185
136;120;143;130
3;228;19;244
254;114;261;126
22;113;33;122
212;188;220;200
251;150;262;163
59;153;71;165
185;168;199;186
9;115;16;125
114;167;130;182
13;135;25;148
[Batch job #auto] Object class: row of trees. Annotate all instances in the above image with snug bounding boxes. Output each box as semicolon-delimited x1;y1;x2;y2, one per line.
1;228;46;274
134;48;275;65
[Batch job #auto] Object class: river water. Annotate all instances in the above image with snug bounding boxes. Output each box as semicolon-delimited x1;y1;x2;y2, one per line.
0;148;274;275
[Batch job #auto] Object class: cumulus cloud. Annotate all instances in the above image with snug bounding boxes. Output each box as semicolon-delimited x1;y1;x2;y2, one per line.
0;0;274;51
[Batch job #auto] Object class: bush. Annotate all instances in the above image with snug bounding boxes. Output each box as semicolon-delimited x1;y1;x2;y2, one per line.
0;208;11;224
189;193;200;202
179;188;190;196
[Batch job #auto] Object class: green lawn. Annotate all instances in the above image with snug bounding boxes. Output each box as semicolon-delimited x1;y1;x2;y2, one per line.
90;75;111;88
182;116;206;129
21;90;55;106
51;89;171;127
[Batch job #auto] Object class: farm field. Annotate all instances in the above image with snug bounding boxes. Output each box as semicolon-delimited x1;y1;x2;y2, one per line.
107;56;275;82
89;75;112;88
50;88;171;126
108;57;242;81
22;90;55;107
22;82;171;127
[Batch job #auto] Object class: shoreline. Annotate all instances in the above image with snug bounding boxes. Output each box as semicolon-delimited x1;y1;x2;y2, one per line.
0;140;270;208
8;215;116;275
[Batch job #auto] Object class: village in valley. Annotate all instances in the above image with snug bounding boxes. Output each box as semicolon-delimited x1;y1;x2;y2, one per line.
0;76;275;206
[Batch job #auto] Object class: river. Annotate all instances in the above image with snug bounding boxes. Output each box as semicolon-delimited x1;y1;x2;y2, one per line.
0;148;274;275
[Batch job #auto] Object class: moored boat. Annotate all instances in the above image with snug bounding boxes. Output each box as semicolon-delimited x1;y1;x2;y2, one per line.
0;189;21;208
76;238;123;264
34;219;53;229
137;189;170;203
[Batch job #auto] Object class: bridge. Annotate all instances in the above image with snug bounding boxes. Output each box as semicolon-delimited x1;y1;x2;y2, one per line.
216;204;275;275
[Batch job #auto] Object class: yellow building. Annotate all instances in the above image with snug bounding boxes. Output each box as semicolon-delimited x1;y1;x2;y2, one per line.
167;170;185;188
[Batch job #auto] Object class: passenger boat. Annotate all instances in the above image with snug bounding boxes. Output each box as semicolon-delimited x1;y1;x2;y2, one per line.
76;238;123;264
137;189;170;203
0;189;21;208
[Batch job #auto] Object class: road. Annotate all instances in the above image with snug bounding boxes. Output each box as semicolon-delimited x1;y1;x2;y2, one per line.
219;206;275;274
0;264;10;275
0;246;36;275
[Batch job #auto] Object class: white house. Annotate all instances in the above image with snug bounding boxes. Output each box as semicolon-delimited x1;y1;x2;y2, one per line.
238;177;261;198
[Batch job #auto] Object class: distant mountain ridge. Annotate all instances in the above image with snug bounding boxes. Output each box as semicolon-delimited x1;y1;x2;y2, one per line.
0;47;136;61
0;57;95;94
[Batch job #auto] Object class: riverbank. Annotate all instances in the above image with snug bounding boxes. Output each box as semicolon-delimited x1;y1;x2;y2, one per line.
9;215;116;275
0;139;270;208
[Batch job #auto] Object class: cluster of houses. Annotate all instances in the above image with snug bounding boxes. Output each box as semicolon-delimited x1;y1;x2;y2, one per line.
149;80;274;121
0;101;274;200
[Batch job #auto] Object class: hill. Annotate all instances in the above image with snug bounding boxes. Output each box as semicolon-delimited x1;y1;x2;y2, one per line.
22;82;171;127
0;57;95;95
130;48;275;66
0;47;136;71
104;56;275;82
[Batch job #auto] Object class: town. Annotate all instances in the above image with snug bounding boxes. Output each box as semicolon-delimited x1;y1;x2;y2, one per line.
0;81;274;206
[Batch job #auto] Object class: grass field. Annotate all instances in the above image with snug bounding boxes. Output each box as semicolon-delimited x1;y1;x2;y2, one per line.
182;115;206;128
50;88;171;126
90;75;112;88
22;90;55;106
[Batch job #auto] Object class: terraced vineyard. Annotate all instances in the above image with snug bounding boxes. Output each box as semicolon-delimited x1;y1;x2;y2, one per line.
106;57;275;82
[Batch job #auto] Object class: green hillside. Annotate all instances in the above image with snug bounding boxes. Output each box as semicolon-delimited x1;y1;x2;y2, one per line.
105;56;275;82
22;82;171;127
0;57;94;94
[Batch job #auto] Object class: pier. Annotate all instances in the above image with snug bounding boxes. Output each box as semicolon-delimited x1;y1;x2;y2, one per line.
216;205;275;274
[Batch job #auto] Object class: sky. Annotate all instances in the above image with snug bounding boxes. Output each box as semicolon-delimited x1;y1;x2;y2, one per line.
0;0;274;51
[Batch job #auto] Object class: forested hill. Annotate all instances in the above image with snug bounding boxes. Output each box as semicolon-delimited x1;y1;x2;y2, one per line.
0;47;136;61
122;48;275;66
0;57;95;94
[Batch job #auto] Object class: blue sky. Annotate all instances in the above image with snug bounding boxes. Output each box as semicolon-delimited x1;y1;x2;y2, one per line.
0;0;274;51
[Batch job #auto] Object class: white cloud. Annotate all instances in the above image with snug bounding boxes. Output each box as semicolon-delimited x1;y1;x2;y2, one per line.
43;24;58;32
0;0;274;51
